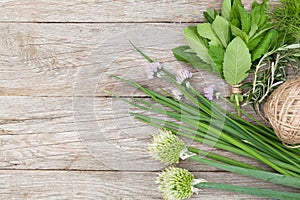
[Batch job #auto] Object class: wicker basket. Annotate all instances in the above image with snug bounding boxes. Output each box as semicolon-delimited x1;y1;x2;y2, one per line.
264;76;300;148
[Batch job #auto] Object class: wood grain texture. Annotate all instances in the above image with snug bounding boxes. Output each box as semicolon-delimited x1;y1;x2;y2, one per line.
0;23;182;97
0;0;278;23
0;170;297;200
0;23;231;97
0;96;269;171
0;0;290;199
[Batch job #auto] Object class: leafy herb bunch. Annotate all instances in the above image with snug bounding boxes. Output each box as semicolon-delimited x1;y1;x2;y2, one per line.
112;44;300;198
243;44;300;113
268;0;300;39
173;0;287;115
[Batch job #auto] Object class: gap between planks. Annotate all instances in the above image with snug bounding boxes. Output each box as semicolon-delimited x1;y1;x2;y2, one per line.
0;23;231;97
0;170;297;200
0;96;268;171
0;0;279;23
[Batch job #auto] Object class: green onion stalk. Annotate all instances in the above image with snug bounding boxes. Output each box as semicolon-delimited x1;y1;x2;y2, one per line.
149;129;300;190
111;44;300;177
157;167;300;200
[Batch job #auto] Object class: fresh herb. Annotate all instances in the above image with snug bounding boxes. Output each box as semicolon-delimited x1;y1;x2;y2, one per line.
112;43;300;179
243;44;300;112
173;0;280;114
172;46;213;72
150;129;300;190
157;167;300;200
268;0;300;39
223;36;251;115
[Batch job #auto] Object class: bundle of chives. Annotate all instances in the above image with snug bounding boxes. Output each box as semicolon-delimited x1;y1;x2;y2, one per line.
113;73;300;176
111;44;300;177
149;129;300;190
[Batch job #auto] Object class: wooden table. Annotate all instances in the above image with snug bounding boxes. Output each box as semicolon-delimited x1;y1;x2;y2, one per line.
1;0;294;199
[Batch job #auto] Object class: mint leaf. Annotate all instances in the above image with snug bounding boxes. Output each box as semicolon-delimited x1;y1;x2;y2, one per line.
208;46;225;76
203;9;219;23
248;35;263;51
221;0;232;21
250;25;272;41
252;29;278;61
230;0;243;27
212;16;230;48
248;23;258;38
197;23;222;47
223;37;251;85
172;46;213;72
231;18;240;27
184;26;212;64
250;1;267;28
238;4;251;34
231;25;249;43
251;0;259;9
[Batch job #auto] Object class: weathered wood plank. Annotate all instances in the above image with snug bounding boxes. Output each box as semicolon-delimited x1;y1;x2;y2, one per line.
0;0;278;23
0;23;231;97
0;96;270;171
0;1;288;199
0;170;297;200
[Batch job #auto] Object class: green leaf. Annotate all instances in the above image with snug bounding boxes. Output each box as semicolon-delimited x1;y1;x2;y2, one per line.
204;9;219;23
231;18;240;27
248;34;263;51
190;155;300;189
230;25;249;43
172;46;213;72
250;25;272;41
251;0;259;9
129;40;154;62
208;46;225;76
212;16;230;48
252;29;278;61
221;0;232;21
197;23;222;47
184;26;212;64
250;1;267;28
230;0;243;27
238;4;251;34
223;37;251;85
197;182;300;200
248;23;258;38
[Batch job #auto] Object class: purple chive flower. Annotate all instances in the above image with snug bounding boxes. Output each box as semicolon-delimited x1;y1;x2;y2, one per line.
204;85;217;100
176;69;192;84
144;62;163;79
172;88;183;100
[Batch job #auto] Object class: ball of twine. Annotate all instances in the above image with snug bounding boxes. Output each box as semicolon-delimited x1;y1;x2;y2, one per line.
264;76;300;148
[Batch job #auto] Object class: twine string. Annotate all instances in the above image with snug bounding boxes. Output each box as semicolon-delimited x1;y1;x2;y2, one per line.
231;84;242;94
264;76;300;148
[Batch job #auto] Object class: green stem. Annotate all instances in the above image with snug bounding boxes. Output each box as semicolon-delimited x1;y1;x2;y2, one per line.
180;83;300;166
132;114;259;169
129;41;154;62
188;154;300;189
234;94;241;117
195;182;300;200
112;73;300;176
188;147;258;170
